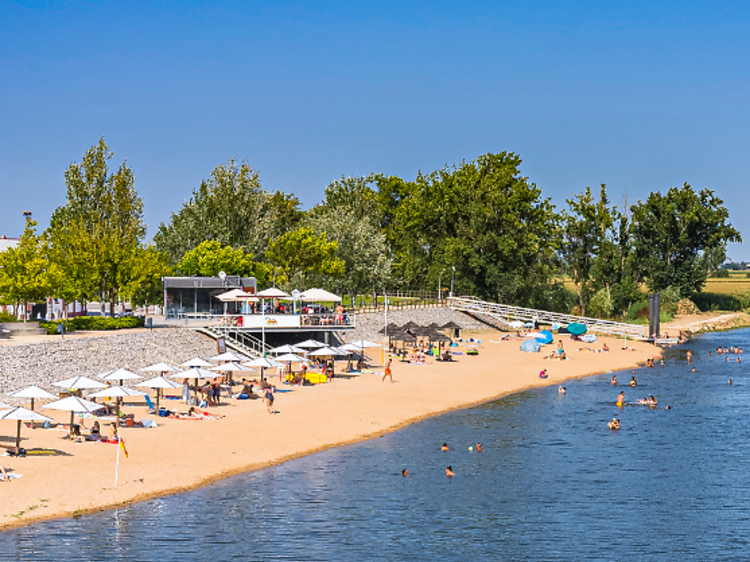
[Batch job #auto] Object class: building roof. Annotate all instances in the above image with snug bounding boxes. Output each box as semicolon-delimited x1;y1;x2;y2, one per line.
163;276;257;289
0;237;20;253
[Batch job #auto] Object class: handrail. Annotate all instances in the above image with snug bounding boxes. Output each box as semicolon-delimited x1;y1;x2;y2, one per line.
199;325;270;359
447;296;648;339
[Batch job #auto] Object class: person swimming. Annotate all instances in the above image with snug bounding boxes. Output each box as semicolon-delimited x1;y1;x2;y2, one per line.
616;391;625;407
445;466;455;477
401;469;408;477
611;374;617;385
608;418;621;430
476;443;482;453
558;386;566;394
441;443;449;451
729;379;733;385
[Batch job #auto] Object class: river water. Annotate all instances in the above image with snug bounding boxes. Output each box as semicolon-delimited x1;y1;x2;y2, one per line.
2;329;750;561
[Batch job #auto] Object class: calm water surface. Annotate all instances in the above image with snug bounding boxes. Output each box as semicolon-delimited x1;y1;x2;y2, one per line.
3;330;750;561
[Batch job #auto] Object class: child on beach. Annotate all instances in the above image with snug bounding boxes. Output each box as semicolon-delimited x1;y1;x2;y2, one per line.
382;359;393;383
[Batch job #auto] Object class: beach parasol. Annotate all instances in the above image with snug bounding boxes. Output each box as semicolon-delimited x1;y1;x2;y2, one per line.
211;351;247;363
52;376;106;393
137;376;181;410
294;339;327;349
100;368;141;384
273;353;309;381
268;344;306;355
256;287;290;299
338;344;363;353
87;386;147;420
43;396;104;435
378;323;401;335
172;368;215;404
441;321;461;330
567;323;588;336
209;361;253;385
400;321;420;331
0;401;11;409
141;362;181;374
509;320;525;329
307;346;347;357
520;339;541;353
349;339;381;349
298;288;341;302
243;356;282;381
215;289;256;302
8;385;56;411
0;407;52;455
179;357;213;368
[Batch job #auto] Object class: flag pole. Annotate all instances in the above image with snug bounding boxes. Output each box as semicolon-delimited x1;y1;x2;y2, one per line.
115;435;121;485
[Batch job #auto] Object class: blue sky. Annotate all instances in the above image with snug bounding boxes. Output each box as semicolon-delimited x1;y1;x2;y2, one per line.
2;1;749;259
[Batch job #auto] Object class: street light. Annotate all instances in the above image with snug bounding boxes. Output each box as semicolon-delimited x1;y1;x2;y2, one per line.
438;268;446;302
449;266;456;298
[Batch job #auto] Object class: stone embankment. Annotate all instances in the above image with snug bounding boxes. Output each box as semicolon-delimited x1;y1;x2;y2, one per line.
0;329;217;403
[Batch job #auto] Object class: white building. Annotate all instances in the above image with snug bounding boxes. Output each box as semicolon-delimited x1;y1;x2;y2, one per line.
0;236;20;253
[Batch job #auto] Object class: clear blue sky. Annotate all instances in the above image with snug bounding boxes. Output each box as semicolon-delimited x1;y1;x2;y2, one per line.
2;1;749;259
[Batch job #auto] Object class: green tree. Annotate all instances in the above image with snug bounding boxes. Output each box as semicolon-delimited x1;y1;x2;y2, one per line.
630;184;741;297
48;138;146;313
307;207;391;298
0;220;54;321
154;160;301;265
266;227;345;290
121;246;172;308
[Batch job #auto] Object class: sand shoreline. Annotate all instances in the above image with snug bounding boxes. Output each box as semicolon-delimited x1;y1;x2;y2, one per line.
0;330;659;533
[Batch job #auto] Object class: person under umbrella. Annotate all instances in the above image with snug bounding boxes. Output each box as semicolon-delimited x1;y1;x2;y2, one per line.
136;376;181;412
42;396;104;440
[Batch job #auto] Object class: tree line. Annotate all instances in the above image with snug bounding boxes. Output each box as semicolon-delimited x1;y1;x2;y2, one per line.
0;139;741;320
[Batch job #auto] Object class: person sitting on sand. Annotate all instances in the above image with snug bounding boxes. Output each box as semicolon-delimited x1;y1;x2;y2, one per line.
90;421;101;441
602;343;610;353
441;442;449;451
445;466;455;477
616;391;625;407
70;424;83;443
539;369;548;379
608;418;621;430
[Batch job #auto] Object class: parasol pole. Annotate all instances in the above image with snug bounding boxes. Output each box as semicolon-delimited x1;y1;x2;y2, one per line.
15;420;21;455
115;435;121;485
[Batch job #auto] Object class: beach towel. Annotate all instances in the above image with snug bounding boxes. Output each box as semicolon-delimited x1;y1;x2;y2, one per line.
0;474;22;481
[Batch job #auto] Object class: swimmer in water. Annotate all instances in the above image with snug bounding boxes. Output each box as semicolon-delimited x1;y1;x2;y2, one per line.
647;395;657;406
441;443;449;452
709;351;713;356
616;391;625;407
738;357;741;363
611;375;617;385
608;418;621;430
402;469;408;477
445;466;455;477
691;367;696;372
729;379;733;385
558;386;566;394
630;376;637;387
476;443;482;453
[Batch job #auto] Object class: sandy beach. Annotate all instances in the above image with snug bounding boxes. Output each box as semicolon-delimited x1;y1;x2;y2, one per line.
0;330;658;531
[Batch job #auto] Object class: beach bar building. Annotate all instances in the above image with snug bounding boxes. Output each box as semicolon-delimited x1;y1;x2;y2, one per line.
163;276;257;318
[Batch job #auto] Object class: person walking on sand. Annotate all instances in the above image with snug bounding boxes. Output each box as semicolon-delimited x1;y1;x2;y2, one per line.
382;358;393;383
265;387;275;414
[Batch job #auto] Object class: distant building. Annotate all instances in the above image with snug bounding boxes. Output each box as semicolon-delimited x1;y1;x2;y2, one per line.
0;235;20;253
163;276;257;318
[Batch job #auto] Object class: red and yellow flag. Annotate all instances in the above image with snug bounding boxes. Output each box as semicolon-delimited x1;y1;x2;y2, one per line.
119;437;129;458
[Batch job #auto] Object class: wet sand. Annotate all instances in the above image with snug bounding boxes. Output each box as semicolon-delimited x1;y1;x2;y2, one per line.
0;331;657;531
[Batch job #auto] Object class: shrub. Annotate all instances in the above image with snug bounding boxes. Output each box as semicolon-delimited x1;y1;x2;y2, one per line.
712;269;731;278
0;311;18;323
691;292;750;312
588;288;614;319
40;316;145;335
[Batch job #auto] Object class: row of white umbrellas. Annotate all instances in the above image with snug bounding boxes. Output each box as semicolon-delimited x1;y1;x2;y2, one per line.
216;287;342;303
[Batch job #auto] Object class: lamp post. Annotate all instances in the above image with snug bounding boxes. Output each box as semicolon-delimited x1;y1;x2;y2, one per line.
438;268;446;302
449;266;456;298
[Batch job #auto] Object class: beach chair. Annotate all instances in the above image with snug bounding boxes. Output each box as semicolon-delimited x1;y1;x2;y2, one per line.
144;395;157;414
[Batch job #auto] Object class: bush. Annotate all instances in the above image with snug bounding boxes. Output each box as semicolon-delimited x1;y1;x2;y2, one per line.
0;311;18;323
691;292;750;312
588;288;614;319
712;269;731;278
40;316;145;335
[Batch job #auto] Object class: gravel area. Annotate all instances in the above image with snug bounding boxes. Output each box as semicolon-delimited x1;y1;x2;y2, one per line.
0;329;217;402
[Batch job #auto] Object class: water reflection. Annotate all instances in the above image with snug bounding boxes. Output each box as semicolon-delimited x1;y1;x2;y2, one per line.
3;329;750;561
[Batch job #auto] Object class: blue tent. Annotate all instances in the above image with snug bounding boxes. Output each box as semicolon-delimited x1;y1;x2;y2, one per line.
520;339;541;353
535;330;553;344
567;323;587;335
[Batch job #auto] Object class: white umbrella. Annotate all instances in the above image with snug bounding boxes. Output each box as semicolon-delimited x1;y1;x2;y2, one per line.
268;344;306;355
274;353;309;363
100;368;141;383
338;343;364;353
172;367;215;380
509;320;525;329
43;396;105;434
141;362;181;374
298;288;342;302
295;339;327;349
215;289;256;302
0;401;11;409
209;362;252;373
307;346;347;357
0;407;53;455
52;376;106;390
137;376;181;410
243;357;282;368
180;357;213;368
211;351;247;363
8;385;56;411
87;386;146;420
349;339;380;349
256;287;290;298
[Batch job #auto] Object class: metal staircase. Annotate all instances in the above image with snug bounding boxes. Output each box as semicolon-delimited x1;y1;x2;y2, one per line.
196;325;271;358
447;296;648;339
